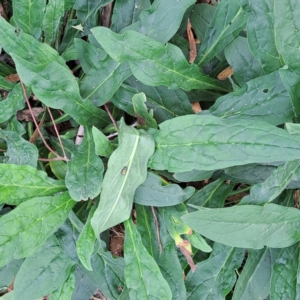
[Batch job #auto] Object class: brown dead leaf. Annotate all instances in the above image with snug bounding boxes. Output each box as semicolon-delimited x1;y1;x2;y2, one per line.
217;66;234;80
191;102;202;113
187;19;197;64
5;73;20;83
0;3;7;19
17;107;44;122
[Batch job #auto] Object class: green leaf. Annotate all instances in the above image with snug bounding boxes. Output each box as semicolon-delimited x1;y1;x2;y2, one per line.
75;39;131;106
124;218;172;299
91;120;155;235
49;152;67;180
111;0;151;33
240;159;300;205
134;172;195;207
0;192;75;267
7;116;26;136
0;83;24;123
173;169;214;182
232;248;280;300
197;0;247;66
0;130;38;168
0;164;67;205
0;259;24;289
270;243;300;299
12;0;46;39
123;0;195;44
91;27;228;92
185;243;244;300
0;76;15;91
247;0;282;73
132;93;158;129
206;71;293;125
149;115;300;172
188;179;233;208
76;202;98;271
274;0;300;75
92;126;113;157
224;36;264;85
49;267;75;300
14;235;75;300
66;127;104;201
182;204;300;249
43;0;64;48
111;76;194;123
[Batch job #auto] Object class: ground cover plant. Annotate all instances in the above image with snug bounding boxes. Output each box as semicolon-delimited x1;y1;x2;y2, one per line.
0;0;300;299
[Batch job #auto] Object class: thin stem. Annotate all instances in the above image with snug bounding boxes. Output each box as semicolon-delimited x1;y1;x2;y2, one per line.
104;103;118;131
151;206;163;253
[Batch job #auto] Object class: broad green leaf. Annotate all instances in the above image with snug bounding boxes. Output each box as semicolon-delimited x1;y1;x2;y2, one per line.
191;4;216;43
75;39;131;106
0;83;24;123
134;172;195;207
76;201;98;271
149;115;300;172
233;248;280;300
0;259;24;289
274;0;300;75
206;71;293;125
111;0;151;33
123;0;196;44
91;27;228;92
188;179;233;208
240;159;300;205
66;127;104;201
247;0;282;73
124;218;172;299
14;235;75;300
49;152;67;180
286;123;300;135
0;76;15;91
7;116;26;136
270;243;300;300
92;126;113;157
111;76;194;123
182;204;300;249
0;130;38;168
12;0;46;39
0;192;75;267
224;36;264;85
43;0;64;48
279;69;300;117
0;164;67;205
49;267;75;300
91;120;155;235
132;93;158;129
186;243;244;300
0;18;109;127
173;169;214;182
197;0;247;66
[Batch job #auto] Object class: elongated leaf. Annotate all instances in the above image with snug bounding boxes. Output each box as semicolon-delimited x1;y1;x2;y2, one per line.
182;204;300;249
91;27;228;92
0;164;67;205
240;159;300;205
233;248;280;300
197;0;247;66
66;127;104;201
0;76;15;91
14;235;75;300
0;192;75;267
7;115;26;136
186;243;244;300
92;126;113;157
111;0;151;33
173;169;214;182
124;218;172;299
111;76;194;123
0;84;25;123
75;39;131;106
91;120;155;235
49;267;75;300
43;0;64;48
0;259;24;289
224;36;264;85
149;115;300;172
274;0;300;75
12;0;46;39
206;70;293;125
0;129;38;168
188;179;233;208
134;172;195;206
123;0;195;44
247;0;282;73
270;243;300;299
0;18;109;127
